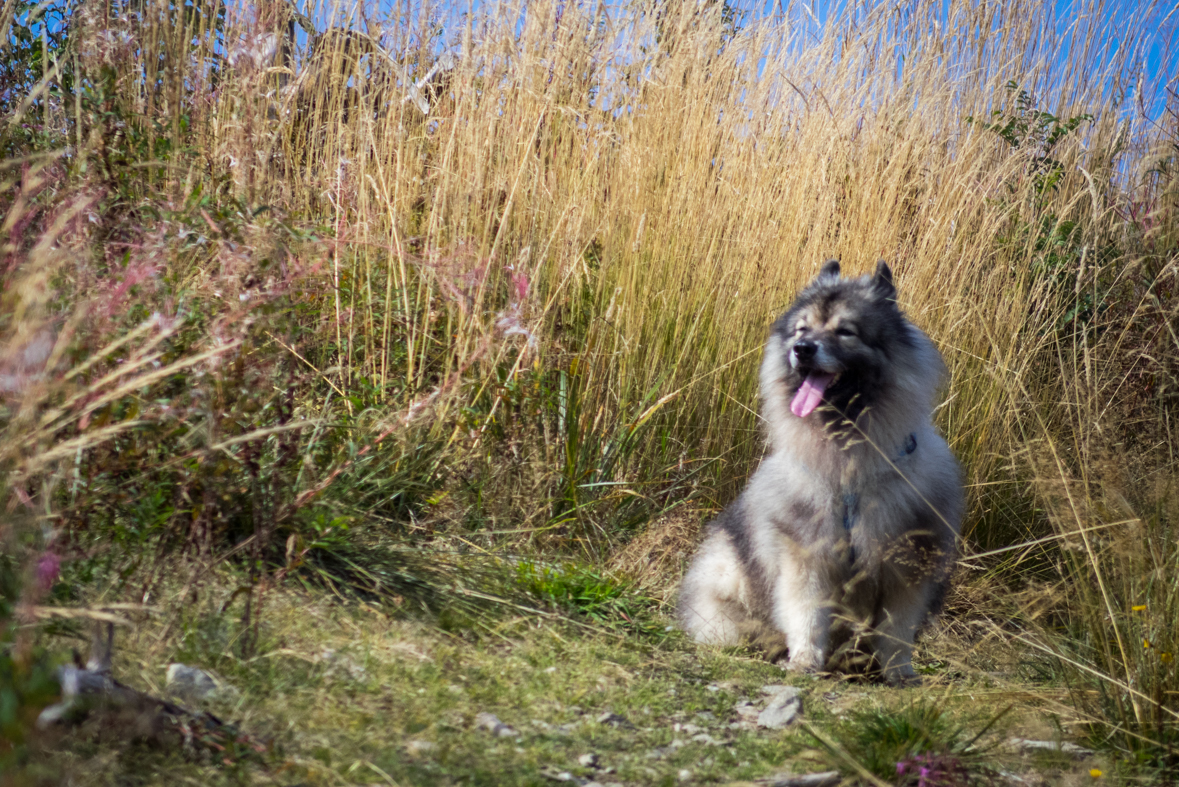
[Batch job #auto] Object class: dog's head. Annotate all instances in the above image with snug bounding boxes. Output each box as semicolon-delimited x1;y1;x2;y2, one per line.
768;260;916;424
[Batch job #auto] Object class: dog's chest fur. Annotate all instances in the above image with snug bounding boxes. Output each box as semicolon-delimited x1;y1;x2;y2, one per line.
738;429;939;609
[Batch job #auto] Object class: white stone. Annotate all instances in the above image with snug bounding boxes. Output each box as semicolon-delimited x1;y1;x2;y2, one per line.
757;686;802;729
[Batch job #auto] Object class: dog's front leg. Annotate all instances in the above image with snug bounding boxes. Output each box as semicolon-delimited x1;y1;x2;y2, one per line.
872;580;933;685
771;563;831;672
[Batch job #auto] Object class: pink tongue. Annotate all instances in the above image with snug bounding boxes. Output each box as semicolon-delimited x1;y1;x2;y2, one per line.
791;373;835;418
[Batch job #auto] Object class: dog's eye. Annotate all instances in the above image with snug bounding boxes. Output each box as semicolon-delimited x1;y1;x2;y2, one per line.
835;326;857;338
795;325;809;335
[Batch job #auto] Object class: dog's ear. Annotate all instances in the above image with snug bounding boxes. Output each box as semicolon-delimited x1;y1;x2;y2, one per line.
872;260;895;299
818;259;841;281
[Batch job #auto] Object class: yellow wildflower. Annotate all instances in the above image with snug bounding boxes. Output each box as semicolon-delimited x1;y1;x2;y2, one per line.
1131;605;1147;612
1089;768;1103;778
1143;638;1153;649
1161;652;1174;664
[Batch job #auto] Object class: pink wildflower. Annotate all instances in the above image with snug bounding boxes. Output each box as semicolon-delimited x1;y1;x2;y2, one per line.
35;552;61;590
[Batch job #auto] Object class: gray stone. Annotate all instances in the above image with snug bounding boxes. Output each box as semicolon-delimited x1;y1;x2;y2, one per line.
1006;738;1094;758
733;701;760;723
760;684;799;698
539;767;579;782
690;733;723;746
757;686;802;729
475;711;516;737
596;712;635;729
165;663;233;702
578;753;600;768
761;771;841;787
405;739;437;756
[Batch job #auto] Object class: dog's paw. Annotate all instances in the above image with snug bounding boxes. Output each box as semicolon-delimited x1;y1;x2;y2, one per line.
884;671;923;688
783;647;824;674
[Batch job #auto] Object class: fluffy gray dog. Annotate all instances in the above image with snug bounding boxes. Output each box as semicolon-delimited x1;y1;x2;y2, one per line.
678;260;962;684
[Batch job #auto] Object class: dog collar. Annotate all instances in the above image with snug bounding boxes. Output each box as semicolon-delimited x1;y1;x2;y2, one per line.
842;433;917;564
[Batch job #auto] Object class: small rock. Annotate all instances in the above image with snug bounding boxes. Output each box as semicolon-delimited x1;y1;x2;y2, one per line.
691;733;723;746
540;767;577;782
165;663;230;702
757;687;802;730
578;753;600;768
405;739;437;756
674;722;704;734
596;712;635;729
475;712;516;737
678;769;692;781
761;771;841;787
760;684;797;698
1007;738;1094;758
733;701;760;723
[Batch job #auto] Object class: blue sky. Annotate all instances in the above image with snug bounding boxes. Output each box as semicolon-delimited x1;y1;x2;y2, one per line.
20;0;1177;119
416;0;1177;118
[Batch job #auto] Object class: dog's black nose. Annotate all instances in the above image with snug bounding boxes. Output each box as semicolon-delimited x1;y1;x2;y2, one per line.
793;339;817;361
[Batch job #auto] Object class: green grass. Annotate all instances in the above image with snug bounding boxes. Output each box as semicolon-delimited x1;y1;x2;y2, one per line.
805;698;1010;785
10;574;1116;787
515;561;662;635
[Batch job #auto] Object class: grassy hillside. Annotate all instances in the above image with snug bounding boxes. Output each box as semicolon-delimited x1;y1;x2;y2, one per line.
1;0;1177;782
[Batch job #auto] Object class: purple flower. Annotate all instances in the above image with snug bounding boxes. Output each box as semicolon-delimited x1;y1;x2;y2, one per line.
35;552;61;590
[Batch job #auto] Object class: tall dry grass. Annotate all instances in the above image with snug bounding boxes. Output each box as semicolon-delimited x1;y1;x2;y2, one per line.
234;0;1174;547
3;0;1178;766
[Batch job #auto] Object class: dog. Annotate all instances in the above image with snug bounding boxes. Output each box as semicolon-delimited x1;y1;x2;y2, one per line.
677;260;962;684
